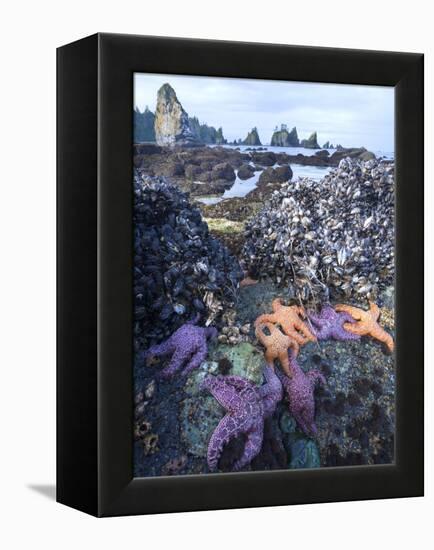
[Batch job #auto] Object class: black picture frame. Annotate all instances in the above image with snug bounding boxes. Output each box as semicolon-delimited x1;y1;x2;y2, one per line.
57;33;424;517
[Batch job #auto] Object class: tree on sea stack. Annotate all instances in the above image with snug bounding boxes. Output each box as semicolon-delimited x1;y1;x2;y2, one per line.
243;127;262;146
154;83;201;146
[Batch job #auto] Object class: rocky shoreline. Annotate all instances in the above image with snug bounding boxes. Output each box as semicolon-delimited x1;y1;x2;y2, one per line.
132;80;395;478
133;153;395;477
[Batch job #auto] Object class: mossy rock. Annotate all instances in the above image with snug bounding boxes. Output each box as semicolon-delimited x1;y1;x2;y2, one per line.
184;360;219;396
179;393;222;457
208;342;264;384
204;217;244;235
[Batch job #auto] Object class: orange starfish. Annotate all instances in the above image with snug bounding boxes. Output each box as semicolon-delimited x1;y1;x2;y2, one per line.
255;322;299;378
334;301;394;353
254;298;316;345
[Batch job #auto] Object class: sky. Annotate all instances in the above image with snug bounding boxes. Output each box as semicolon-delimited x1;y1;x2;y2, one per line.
134;73;395;152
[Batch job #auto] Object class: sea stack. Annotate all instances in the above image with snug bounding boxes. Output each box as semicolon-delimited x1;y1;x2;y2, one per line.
271;125;300;147
243;127;262;146
154;83;201;146
301;131;320;149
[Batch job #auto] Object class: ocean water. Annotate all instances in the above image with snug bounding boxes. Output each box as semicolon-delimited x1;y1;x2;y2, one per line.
212;143;395;160
196;144;394;204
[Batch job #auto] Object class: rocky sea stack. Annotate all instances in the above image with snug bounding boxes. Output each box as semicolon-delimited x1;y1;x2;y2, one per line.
243;127;262;146
271;125;300;147
154;83;201;147
300;131;320;149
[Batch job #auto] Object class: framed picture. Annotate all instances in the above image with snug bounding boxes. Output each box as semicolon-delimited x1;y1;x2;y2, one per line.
57;33;424;517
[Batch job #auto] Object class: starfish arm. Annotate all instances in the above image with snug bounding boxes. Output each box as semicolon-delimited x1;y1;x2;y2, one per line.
294;406;317;436
371;327;394;353
203;376;244;411
271;298;283;312
285;327;308;345
260;387;283;417
232;427;264;471
294;319;316;341
313;325;329;340
335;304;363;320
254;313;277;327
342;322;367;336
296;305;307;318
274;368;291;394
255;323;274;347
278;350;294;378
181;346;207;377
332;326;360;340
159;348;190;378
145;338;174;358
307;311;322;325
369;301;381;321
264;348;277;367
259;366;283;413
207;414;240;471
222;376;252;391
261;365;277;385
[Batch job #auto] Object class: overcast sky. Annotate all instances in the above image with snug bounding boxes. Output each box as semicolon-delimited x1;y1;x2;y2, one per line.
134;73;394;152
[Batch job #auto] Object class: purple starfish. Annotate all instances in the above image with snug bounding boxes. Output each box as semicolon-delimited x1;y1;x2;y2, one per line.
276;352;326;436
201;366;282;471
145;316;217;379
308;305;360;341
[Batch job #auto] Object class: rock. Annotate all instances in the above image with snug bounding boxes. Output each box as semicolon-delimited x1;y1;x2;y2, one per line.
315;150;330;159
271;125;299;147
180;360;223;458
359;150;376;162
300;131;320;149
329;147;376;164
237;164;255;180
184;164;202;179
279;409;320;468
154;83;201;146
133;143;163;157
288;437;321;469
211;162;236;181
284;153;330;167
160;160;185;177
258;164;293;184
250;151;277;166
208;342;264;384
179;393;222;458
243;127;262;146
